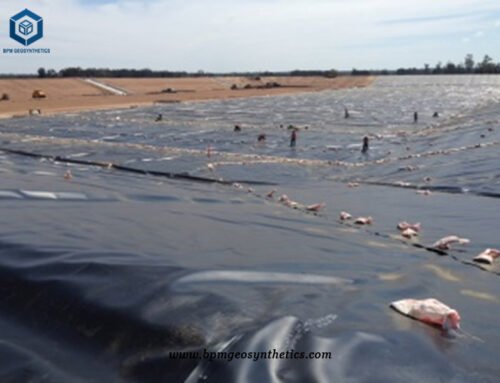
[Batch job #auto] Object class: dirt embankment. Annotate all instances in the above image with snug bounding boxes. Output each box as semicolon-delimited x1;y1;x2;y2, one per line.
0;76;374;118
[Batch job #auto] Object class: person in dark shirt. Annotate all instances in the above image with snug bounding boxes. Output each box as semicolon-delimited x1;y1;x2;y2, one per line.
290;129;297;147
362;136;369;153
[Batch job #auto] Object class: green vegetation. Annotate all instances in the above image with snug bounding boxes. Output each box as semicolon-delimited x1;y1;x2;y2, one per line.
353;54;500;76
2;55;499;78
28;67;338;79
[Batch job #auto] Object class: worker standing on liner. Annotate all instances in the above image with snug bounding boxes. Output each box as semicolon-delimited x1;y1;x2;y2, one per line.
361;136;369;153
290;129;297;147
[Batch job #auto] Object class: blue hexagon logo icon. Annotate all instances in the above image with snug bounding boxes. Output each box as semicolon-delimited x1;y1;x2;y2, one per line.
10;9;44;46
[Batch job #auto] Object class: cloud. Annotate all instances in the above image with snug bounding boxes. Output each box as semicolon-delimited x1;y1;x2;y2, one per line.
381;11;487;25
1;0;500;73
460;29;486;45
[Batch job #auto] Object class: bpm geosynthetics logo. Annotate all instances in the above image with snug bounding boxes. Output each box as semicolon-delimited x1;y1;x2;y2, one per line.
2;9;50;54
10;9;43;46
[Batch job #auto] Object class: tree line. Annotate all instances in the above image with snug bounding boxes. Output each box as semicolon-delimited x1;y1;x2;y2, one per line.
34;67;339;79
352;54;500;76
38;67;194;78
2;53;498;78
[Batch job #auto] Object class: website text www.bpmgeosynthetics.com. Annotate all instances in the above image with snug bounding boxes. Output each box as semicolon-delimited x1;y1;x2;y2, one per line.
169;349;332;363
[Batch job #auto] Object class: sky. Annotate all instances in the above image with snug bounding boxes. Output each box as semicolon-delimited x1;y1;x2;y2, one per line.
0;0;500;74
